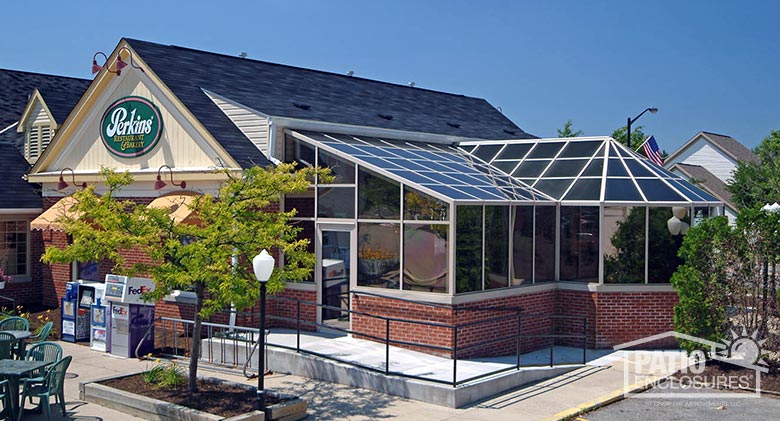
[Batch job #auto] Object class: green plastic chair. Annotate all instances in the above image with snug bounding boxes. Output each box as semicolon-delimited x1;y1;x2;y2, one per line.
0;332;17;360
0;317;29;332
17;355;71;421
0;379;11;417
17;321;53;358
22;342;62;381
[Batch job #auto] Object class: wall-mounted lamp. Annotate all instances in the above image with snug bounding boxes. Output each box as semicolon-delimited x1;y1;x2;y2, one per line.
92;47;145;76
57;168;87;191
154;165;186;190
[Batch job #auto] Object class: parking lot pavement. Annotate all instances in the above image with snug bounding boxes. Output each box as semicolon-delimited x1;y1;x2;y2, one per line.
583;380;780;421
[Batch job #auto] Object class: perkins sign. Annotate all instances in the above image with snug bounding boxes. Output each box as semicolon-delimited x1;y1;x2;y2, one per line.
100;96;163;158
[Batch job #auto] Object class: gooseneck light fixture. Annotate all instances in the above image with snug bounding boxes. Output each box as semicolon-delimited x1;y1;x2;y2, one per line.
153;165;186;190
57;168;87;190
626;107;658;149
252;249;275;411
91;47;145;76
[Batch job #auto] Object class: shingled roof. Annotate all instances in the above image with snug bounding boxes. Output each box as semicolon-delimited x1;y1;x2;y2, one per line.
0;129;40;209
699;131;758;164
672;163;734;208
125;39;534;167
0;68;90;129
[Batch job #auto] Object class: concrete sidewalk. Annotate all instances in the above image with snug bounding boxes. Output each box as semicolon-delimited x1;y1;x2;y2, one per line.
24;342;691;420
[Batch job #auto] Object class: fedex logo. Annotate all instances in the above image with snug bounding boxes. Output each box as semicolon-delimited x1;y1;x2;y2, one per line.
112;306;127;316
128;286;152;295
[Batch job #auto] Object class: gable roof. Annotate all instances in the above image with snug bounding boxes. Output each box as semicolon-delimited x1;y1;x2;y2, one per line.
666;131;758;164
124;39;534;148
671;163;734;209
0;129;40;209
0;68;90;129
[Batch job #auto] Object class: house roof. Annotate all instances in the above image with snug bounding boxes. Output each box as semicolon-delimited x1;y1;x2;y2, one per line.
666;131;758;164
125;38;533;168
671;163;734;209
0;68;90;129
0;130;40;209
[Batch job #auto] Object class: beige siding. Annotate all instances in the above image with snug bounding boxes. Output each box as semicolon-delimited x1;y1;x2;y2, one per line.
43;70;223;173
203;89;269;155
28;102;52;126
665;138;739;182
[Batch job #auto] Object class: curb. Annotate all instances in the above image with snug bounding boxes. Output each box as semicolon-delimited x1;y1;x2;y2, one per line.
545;375;667;421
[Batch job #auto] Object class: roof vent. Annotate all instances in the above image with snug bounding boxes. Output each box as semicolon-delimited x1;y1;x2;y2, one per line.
293;102;311;110
346;70;354;76
447;122;461;128
503;129;517;135
377;113;394;121
408;82;416;87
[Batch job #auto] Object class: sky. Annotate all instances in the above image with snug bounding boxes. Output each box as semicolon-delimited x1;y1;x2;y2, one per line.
2;0;779;152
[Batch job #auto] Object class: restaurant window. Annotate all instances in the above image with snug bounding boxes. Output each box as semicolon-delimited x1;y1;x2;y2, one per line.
74;261;101;282
534;206;555;282
403;187;448;221
456;206;482;293
0;221;28;278
647;207;687;283
403;224;448;293
485;206;509;289
357;223;400;289
603;207;646;283
560;206;599;282
512;206;533;285
358;168;400;220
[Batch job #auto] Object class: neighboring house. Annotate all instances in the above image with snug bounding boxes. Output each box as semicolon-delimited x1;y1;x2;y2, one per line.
0;69;89;294
665;131;758;224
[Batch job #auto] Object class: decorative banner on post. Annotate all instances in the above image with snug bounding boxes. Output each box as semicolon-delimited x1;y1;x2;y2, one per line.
100;96;163;158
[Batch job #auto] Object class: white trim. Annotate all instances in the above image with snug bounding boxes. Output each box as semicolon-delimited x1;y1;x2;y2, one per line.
0;122;18;135
283;282;317;291
0;209;42;215
556;282;676;293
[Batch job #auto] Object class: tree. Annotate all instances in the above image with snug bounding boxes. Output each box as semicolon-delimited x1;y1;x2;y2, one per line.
43;164;324;392
557;120;583;137
727;129;780;209
611;125;647;148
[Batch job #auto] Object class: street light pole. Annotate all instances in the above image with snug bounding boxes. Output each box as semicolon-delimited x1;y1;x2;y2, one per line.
626;107;658;149
253;249;275;412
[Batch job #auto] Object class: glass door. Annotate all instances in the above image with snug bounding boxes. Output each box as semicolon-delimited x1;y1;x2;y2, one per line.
316;224;355;326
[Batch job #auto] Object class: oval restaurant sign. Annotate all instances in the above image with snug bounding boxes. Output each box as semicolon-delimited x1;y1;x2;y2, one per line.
100;96;163;158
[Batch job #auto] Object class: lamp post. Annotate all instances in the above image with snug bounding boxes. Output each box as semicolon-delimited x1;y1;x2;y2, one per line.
252;249;275;411
626;107;658;149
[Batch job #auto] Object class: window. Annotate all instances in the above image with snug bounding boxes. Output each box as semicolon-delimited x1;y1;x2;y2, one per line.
456;206;482;293
603;207;646;283
357;223;400;289
403;224;448;293
0;221;28;278
485;206;509;289
560;206;599;282
24;124;52;163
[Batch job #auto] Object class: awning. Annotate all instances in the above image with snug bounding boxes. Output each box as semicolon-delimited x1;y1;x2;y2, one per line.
31;196;81;231
148;193;200;225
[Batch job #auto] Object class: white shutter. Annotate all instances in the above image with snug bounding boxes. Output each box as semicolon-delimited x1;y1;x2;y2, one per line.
27;126;40;161
40;125;51;155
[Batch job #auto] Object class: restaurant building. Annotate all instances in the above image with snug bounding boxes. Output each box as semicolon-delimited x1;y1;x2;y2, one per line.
10;38;722;357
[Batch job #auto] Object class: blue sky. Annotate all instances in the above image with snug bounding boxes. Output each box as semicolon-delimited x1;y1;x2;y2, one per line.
2;1;778;152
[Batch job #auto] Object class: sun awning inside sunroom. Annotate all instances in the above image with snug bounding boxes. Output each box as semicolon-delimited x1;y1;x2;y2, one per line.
460;137;723;206
148;193;200;225
31;196;82;231
289;130;554;204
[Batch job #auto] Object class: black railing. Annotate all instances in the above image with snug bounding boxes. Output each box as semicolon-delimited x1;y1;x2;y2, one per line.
265;293;588;387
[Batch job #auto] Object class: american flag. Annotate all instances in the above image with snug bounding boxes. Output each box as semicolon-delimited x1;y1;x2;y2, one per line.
642;136;664;166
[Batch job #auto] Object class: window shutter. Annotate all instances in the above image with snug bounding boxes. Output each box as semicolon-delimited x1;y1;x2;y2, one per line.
40;125;52;155
27;126;40;160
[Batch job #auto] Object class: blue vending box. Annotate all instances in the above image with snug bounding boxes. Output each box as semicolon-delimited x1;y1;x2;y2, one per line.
90;299;109;352
61;282;79;342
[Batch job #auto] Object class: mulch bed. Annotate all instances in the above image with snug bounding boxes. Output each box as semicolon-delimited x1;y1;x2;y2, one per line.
672;360;780;394
101;373;282;418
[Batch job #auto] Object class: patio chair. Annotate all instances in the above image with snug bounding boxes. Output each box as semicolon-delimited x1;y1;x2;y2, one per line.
0;379;10;418
0;317;29;332
21;342;62;382
17;355;72;421
16;321;53;358
0;332;17;360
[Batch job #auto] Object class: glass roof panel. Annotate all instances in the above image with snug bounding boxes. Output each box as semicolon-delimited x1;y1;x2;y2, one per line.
415;160;454;173
359;156;403;169
456;186;506;200
439;161;474;173
459;144;476;153
472;144;503;162
353;145;393;157
564;179;602;201
423;184;475;200
608;143;620;157
667;179;719;202
418;171;464;185
606;159;629;177
637;179;686;202
497;143;534;160
512;160;551;178
527;142;565;159
605;179;644;201
447;172;492;185
385;158;428;171
387;170;437;184
492;160;520;174
323;142;367;157
581;159;604;177
558;141;602;158
624;158;656;177
542;159;589;177
534;178;575;199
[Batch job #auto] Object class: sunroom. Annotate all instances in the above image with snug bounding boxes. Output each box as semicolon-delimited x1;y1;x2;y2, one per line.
460;137;724;285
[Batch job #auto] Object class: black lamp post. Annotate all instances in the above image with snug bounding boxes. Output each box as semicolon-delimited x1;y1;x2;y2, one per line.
626;107;658;149
252;249;275;411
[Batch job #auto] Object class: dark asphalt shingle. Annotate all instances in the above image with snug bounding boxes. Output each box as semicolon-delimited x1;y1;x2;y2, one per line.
0;129;40;209
673;163;734;208
126;38;535;168
700;132;758;164
0;68;90;129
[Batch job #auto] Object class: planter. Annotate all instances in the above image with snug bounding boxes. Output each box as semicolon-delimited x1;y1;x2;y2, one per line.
80;372;307;421
0;281;5;289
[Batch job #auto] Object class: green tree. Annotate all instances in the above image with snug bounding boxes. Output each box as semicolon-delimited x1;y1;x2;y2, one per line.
43;164;324;392
611;125;647;148
727;129;780;209
557;120;583;137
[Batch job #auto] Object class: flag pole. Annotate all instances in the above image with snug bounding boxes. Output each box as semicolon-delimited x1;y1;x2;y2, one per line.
634;136;651;152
